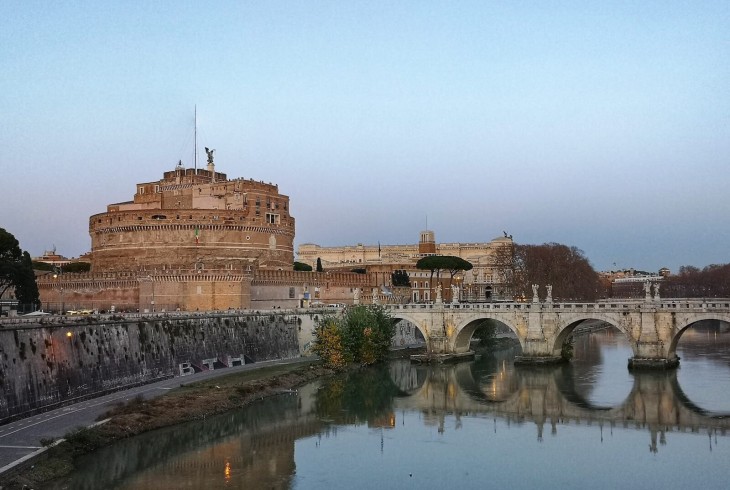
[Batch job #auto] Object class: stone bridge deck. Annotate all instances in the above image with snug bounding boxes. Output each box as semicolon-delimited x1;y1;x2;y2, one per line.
385;299;730;369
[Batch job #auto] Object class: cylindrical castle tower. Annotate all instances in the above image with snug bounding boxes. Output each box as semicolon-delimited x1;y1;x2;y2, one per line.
89;163;294;273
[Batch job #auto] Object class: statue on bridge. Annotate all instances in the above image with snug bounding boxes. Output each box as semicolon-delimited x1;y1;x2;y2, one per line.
653;282;660;301
435;284;442;304
451;284;460;304
532;284;539;303
644;281;652;301
546;284;553;303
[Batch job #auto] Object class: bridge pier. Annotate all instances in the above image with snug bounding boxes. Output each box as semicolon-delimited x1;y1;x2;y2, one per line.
627;340;680;370
514;355;565;366
628;355;679;370
513;338;565;366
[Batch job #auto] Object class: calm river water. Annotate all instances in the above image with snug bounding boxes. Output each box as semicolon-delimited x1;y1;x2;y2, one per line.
62;324;730;490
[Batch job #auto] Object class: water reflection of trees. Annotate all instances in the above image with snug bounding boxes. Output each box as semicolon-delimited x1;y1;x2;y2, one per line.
314;364;402;428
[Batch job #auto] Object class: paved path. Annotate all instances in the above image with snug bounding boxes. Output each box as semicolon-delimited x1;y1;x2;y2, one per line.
0;356;315;473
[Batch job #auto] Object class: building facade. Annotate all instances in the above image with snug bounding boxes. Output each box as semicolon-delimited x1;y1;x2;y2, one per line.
297;231;515;302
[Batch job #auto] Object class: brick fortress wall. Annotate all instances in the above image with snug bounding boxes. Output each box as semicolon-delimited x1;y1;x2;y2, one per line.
37;269;375;312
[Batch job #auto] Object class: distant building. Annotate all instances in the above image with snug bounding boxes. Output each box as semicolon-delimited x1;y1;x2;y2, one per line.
599;268;667;299
33;248;72;267
298;231;515;302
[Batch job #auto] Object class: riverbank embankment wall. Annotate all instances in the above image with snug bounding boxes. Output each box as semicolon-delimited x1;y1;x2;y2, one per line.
0;311;319;422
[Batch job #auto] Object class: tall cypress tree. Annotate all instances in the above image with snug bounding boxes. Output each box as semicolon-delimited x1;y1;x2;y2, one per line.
15;251;40;312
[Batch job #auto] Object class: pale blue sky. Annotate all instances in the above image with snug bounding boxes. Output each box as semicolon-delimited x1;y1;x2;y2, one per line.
1;1;728;273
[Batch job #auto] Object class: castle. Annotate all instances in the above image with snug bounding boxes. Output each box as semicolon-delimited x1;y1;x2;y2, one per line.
89;155;294;273
38;154;368;312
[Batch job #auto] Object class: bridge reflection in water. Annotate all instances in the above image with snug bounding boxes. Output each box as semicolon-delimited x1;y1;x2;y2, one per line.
389;356;730;452
63;331;730;489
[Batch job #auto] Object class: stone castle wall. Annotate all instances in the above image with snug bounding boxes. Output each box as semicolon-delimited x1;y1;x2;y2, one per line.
90;211;294;272
0;312;311;422
251;270;372;309
38;273;141;313
37;270;372;312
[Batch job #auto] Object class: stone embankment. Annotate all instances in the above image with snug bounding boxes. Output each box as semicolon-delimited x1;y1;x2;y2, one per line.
0;311;318;422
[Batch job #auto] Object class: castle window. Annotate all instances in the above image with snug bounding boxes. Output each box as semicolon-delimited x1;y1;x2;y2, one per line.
289;287;295;299
266;213;279;225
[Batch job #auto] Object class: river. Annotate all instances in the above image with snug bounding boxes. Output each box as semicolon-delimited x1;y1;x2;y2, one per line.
61;324;730;489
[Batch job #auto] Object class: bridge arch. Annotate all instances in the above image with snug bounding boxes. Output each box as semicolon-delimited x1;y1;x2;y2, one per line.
453;312;524;353
389;312;430;347
668;313;730;359
553;313;629;358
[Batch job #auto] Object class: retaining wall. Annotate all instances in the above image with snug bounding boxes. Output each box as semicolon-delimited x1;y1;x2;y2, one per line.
0;312;311;422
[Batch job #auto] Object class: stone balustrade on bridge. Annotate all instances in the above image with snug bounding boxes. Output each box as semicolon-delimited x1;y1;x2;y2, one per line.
384;299;730;369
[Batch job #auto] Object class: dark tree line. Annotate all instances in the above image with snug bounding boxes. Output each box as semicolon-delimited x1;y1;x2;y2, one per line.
293;261;313;272
391;269;411;287
0;228;40;313
415;255;473;287
32;261;90;273
660;264;730;298
510;242;603;301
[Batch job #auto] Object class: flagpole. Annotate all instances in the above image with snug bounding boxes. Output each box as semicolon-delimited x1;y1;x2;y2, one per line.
194;105;198;171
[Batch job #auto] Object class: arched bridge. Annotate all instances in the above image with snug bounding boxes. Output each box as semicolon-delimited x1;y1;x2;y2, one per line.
384;298;730;368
